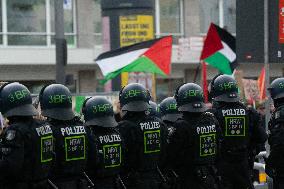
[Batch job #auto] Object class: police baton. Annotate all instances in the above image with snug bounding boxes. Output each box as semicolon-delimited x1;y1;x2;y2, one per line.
117;175;127;189
48;179;58;189
83;172;95;189
171;170;179;179
157;166;167;183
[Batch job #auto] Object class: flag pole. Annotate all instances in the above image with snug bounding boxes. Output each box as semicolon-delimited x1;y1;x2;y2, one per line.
202;61;208;103
264;0;270;132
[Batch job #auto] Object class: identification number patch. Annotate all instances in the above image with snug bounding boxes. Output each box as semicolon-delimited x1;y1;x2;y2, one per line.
144;130;161;154
225;117;246;136
41;135;53;163
65;135;86;161
200;134;216;157
103;144;122;168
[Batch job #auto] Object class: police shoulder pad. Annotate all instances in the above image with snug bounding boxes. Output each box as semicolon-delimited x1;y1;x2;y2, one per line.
5;130;16;141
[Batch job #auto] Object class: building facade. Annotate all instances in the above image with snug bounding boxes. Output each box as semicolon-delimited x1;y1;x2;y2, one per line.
0;0;281;101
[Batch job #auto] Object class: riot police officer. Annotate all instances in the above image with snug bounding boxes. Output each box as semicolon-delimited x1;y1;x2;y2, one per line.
266;78;284;189
159;97;181;189
167;83;220;189
82;96;125;189
39;84;89;189
159;97;181;138
118;83;167;189
209;75;267;189
0;82;54;189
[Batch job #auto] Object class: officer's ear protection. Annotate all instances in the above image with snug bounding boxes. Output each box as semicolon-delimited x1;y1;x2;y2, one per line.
81;97;92;115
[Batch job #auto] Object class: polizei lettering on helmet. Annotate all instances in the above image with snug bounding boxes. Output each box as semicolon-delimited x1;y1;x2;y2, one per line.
99;134;122;143
222;109;246;116
196;125;216;135
61;126;86;136
140;121;160;130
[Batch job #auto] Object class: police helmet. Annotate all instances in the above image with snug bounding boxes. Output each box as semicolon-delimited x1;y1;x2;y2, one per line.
149;101;158;117
213;75;239;103
159;97;181;122
268;78;284;100
119;83;151;112
82;96;117;127
0;82;38;117
208;74;223;102
175;83;206;112
39;84;74;121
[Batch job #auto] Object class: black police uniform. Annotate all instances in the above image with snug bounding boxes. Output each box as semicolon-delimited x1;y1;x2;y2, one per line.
39;84;89;189
0;82;54;189
83;96;125;189
119;113;167;189
209;75;267;189
118;83;167;189
168;112;220;189
266;78;284;189
88;126;124;189
48;117;89;188
167;83;220;189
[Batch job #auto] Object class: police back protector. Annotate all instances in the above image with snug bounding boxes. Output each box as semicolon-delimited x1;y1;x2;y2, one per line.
123;116;164;171
89;127;123;178
50;118;88;178
2;119;54;182
214;103;249;159
191;112;218;165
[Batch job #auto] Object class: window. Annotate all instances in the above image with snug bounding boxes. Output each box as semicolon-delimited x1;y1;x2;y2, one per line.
156;0;184;43
224;0;236;34
199;0;236;34
7;0;46;45
1;0;76;46
199;0;219;34
50;0;76;46
93;0;102;45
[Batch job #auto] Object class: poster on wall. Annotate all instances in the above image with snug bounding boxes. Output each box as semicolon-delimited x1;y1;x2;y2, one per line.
119;15;156;98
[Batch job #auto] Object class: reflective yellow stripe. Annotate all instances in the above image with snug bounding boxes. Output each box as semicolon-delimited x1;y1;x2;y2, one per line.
259;172;267;183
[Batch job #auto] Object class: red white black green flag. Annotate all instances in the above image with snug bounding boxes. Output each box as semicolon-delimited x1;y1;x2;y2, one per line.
96;36;173;83
200;23;237;75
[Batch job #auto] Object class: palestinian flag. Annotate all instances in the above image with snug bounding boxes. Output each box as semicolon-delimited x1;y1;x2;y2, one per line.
96;36;172;83
200;23;237;75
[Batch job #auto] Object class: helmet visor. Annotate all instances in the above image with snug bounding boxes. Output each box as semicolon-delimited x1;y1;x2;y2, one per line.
4;104;38;117
121;101;150;112
214;92;240;103
42;108;75;121
162;113;182;122
85;115;118;127
178;102;207;112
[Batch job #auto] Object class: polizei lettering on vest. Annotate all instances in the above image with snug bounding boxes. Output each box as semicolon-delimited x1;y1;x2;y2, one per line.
99;134;122;143
140;121;160;130
196;125;216;135
61;126;86;136
222;109;246;116
36;125;52;136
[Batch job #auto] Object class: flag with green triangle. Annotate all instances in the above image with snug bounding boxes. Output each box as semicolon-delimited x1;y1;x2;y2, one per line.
96;36;173;84
200;23;237;75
